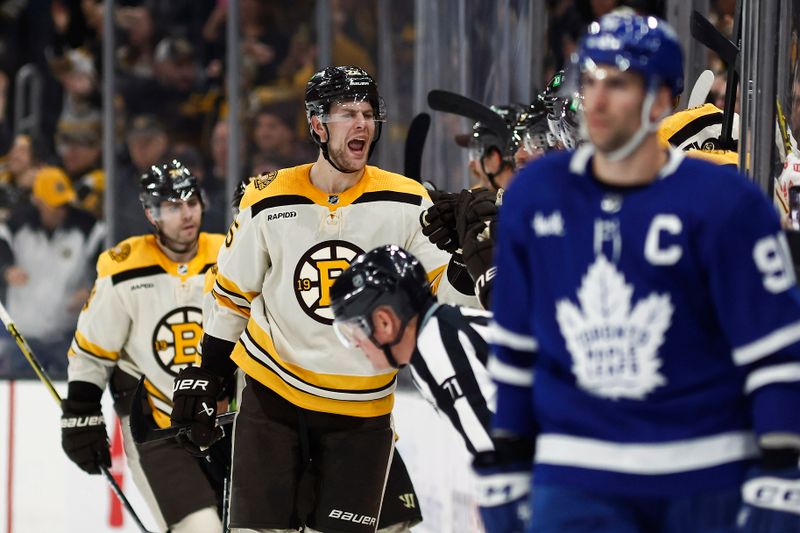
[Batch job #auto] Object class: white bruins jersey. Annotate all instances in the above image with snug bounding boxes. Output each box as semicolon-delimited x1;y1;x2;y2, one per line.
68;233;224;427
206;163;473;417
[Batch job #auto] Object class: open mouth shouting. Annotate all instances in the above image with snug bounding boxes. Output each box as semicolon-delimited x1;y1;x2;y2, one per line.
347;138;367;158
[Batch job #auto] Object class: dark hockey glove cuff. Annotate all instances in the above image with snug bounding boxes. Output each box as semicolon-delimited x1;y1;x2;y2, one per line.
462;221;496;308
446;253;475;296
61;399;111;475
421;191;459;253
171;366;224;452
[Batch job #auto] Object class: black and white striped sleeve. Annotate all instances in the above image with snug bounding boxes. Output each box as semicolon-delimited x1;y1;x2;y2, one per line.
410;306;496;456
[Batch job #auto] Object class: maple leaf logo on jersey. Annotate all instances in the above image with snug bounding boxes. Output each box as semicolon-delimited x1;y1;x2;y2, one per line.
556;255;672;400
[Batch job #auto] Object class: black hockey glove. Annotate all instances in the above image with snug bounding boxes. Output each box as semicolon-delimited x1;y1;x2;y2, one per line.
454;187;498;249
61;399;111;475
171;366;224;456
462;220;496;309
420;190;460;253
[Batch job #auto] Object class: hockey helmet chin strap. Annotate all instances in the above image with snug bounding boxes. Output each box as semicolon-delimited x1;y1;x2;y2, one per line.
370;315;412;370
480;148;512;191
320;123;359;174
317;120;383;175
599;88;669;162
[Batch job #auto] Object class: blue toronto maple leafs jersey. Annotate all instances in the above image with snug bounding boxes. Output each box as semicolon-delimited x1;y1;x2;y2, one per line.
489;145;800;496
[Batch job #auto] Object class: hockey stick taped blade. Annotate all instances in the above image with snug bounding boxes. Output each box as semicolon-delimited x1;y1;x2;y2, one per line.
688;70;715;108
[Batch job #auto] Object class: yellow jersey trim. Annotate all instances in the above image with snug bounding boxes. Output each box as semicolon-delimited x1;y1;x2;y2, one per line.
97;233;224;281
427;265;446;294
73;331;119;361
240;164;430;213
231;320;396;417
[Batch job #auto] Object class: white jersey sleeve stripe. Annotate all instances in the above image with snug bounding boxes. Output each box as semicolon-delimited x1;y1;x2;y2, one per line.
213;281;252;308
488;355;534;386
211;289;251;318
733;319;800;366
454;399;495;452
536;431;759;475
744;362;800;394
489;321;538;352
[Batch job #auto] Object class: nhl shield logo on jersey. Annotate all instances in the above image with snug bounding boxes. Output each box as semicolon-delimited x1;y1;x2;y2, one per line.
294;240;365;324
151;306;203;375
556;255;673;400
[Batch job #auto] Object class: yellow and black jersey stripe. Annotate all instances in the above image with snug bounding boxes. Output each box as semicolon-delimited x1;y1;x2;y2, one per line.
98;233;223;281
231;320;397;417
240;164;431;212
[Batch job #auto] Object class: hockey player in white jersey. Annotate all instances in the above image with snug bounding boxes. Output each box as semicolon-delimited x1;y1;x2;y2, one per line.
170;66;477;533
491;12;800;532
330;244;533;532
61;160;226;533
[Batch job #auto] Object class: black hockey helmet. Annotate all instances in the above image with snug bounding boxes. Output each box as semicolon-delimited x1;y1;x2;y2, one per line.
466;105;523;161
140;160;205;212
305;66;386;171
231;177;254;214
331;245;434;364
467;104;524;189
514;99;555;153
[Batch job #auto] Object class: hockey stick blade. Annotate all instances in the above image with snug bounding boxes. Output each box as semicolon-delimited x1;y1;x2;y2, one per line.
687;70;715;109
404;113;430;182
129;377;235;444
691;10;738;67
427;90;511;144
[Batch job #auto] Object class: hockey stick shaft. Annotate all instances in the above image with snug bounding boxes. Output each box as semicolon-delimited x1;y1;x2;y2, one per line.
0;300;154;533
0;302;61;405
130;376;236;444
404;113;430;182
139;412;236;443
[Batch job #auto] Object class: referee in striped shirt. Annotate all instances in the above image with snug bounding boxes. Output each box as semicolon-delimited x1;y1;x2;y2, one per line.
330;244;533;533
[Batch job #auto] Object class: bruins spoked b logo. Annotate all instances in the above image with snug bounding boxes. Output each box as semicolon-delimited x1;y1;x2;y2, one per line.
294;240;364;324
152;307;203;375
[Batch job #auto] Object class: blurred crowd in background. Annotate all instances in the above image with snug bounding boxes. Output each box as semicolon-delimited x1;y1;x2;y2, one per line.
0;0;741;379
